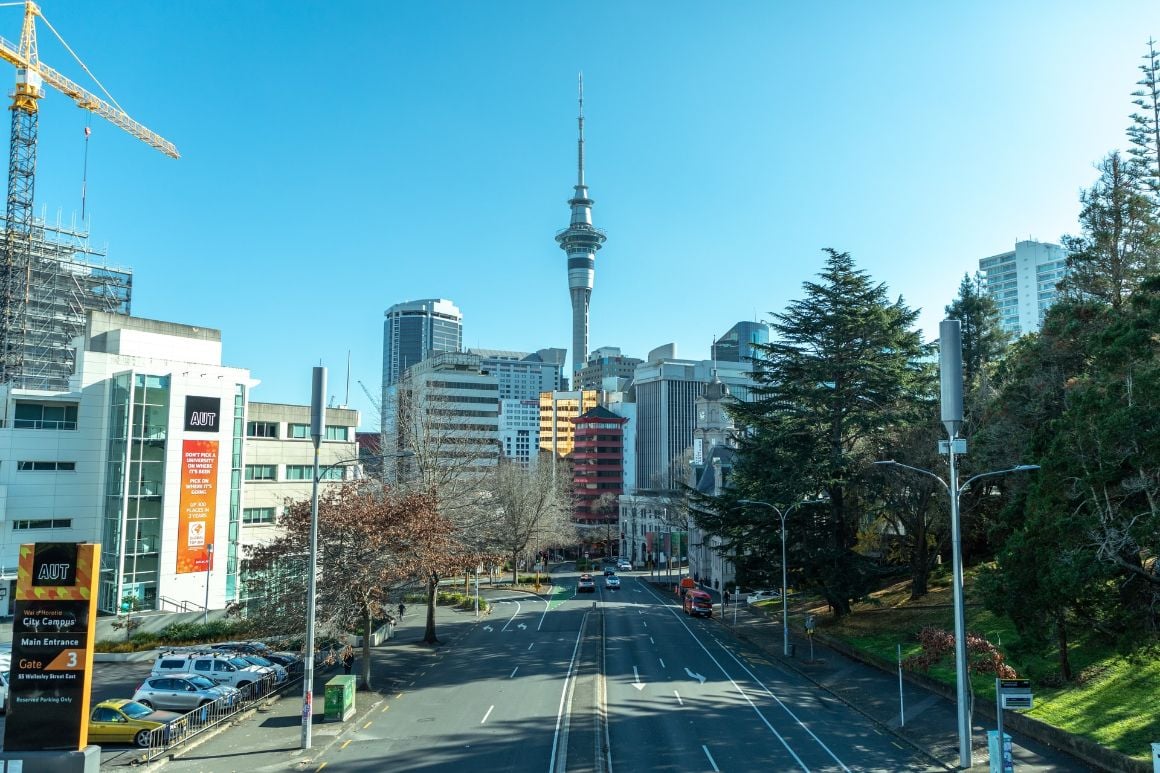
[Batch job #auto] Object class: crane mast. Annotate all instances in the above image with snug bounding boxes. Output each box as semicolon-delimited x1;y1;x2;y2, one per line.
0;1;178;385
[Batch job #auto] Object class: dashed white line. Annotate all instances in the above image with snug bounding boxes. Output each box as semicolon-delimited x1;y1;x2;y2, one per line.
649;636;655;645
659;658;665;668
702;745;720;771
674;690;683;706
510;666;519;678
528;642;535;651
481;705;494;724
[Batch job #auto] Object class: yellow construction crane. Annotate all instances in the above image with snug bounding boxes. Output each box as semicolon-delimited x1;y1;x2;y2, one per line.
0;0;178;384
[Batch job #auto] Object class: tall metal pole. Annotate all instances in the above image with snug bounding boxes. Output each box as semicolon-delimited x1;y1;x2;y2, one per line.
301;367;326;750
203;543;213;625
780;509;790;657
940;319;971;770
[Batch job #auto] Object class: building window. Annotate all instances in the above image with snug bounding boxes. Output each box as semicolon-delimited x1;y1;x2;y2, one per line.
13;518;72;530
246;421;278;438
325;426;348;441
244;464;276;481
285;465;344;481
287;423;310;439
243;507;276;525
14;402;78;430
17;461;76;471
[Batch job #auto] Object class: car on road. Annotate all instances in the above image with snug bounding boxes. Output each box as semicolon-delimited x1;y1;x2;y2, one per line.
746;589;781;605
683;589;714;618
577;574;596;593
133;674;239;711
88;699;185;748
603;566;616;576
617;559;632;571
605;575;620;590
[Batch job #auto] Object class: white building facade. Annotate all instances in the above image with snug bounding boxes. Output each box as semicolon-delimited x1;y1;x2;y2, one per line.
979;240;1069;336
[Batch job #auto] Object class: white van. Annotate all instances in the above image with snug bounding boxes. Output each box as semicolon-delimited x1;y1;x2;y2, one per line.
151;651;268;690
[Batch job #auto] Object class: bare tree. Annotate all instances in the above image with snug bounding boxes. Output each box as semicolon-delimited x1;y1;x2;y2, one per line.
484;459;576;585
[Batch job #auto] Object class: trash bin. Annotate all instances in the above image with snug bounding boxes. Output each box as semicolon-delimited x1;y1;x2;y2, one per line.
324;675;356;721
987;730;1013;773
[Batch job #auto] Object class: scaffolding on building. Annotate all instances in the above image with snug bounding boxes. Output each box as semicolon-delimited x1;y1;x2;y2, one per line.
0;214;131;391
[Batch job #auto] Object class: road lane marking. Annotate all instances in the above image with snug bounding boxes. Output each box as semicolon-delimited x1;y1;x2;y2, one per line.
685;668;706;684
510;666;520;678
482;705;494;724
632;666;645;691
640;578;812;766
340;740;351;750
363;721;372;729
659;658;665;668
642;621;647;628
549;612;587;773
528;642;535;651
396;692;403;699
674;690;683;706
316;764;327;772
501;600;523;631
381;705;390;713
650;636;655;644
702;745;720;772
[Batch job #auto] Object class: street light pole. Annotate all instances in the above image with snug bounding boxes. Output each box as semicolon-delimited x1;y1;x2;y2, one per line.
739;498;828;657
875;459;1038;768
302;366;326;750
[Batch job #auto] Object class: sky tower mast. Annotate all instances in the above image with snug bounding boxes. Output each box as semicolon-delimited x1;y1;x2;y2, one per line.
555;73;606;383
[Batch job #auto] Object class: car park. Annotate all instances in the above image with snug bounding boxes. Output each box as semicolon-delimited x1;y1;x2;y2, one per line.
577;574;596;593
133;674;239;711
605;575;620;590
746;589;780;605
88;699;185;748
683;589;714;618
151;651;268;690
231;653;288;683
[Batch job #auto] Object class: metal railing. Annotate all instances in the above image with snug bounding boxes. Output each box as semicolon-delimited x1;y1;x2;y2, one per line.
139;671;293;761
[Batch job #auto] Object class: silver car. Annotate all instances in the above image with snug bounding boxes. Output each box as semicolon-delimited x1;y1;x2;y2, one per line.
133;674;240;711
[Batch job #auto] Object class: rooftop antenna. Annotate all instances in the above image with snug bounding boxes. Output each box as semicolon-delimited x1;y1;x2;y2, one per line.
577;71;585;187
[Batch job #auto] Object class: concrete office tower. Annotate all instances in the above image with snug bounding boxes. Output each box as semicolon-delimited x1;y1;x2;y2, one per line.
469;348;566;401
381;299;462;388
978;240;1069;336
577;346;643;391
555;75;606;382
712;321;770;364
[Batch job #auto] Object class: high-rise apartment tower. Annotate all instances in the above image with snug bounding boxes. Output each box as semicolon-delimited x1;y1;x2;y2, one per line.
555;75;606;383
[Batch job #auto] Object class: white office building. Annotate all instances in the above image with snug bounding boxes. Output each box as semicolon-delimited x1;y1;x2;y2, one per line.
978;240;1069;336
499;398;540;467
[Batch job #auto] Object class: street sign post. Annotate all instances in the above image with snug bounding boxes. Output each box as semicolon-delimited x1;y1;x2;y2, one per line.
993;678;1034;773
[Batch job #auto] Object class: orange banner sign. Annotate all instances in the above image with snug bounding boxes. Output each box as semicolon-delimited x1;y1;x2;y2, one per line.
176;438;219;574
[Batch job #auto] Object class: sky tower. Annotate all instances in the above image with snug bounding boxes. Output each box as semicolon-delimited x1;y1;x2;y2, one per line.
555;73;606;383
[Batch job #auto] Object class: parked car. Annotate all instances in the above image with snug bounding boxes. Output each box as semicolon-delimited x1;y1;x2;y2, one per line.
88;699;184;748
746;589;781;605
231;654;288;683
617;559;633;571
151;651;268;690
577;574;596;593
683;589;714;618
605;575;620;590
0;670;7;713
133;674;239;711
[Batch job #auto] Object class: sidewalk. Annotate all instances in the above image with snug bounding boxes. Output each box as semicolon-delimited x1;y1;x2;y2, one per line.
129;601;484;772
701;590;1102;772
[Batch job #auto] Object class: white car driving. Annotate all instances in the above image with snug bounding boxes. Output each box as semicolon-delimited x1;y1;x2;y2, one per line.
746;589;781;605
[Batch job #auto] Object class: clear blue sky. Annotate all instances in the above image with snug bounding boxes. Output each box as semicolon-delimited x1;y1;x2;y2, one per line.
16;2;1158;429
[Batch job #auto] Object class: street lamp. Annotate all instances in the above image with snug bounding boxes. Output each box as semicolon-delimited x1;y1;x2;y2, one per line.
875;459;1038;768
738;497;829;657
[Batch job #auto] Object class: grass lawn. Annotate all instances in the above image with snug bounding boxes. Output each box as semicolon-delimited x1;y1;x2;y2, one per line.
807;567;1159;761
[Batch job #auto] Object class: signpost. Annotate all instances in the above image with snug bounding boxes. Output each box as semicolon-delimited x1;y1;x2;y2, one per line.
3;543;100;752
991;678;1033;773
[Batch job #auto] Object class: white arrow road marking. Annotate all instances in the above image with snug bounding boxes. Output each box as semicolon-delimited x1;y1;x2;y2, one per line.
517;623;527;630
632;666;645;691
685;668;706;684
483;625;494;632
501;600;522;632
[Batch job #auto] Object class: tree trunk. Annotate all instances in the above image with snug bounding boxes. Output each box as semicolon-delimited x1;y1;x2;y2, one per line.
361;605;373;690
423;574;440;645
512;550;519;586
911;522;930;599
1056;612;1072;681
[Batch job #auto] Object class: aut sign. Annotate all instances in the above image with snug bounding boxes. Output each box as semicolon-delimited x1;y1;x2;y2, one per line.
4;542;100;752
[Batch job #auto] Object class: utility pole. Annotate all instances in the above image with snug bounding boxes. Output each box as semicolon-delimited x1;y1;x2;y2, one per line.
301;367;326;750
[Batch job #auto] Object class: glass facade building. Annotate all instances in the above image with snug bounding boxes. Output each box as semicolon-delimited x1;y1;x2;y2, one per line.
381;299;463;387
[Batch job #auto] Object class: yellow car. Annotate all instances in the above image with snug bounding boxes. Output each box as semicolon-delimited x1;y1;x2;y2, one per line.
88;699;185;747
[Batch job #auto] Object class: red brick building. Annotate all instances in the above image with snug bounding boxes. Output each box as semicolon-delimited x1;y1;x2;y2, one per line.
571;406;628;524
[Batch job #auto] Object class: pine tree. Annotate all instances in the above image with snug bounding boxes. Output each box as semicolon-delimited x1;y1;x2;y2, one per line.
722;249;932;616
1127;38;1160;204
1059;152;1160;309
944;272;1009;388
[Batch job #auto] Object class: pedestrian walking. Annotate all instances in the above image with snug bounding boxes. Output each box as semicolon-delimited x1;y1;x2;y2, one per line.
341;646;354;675
398;602;406;619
